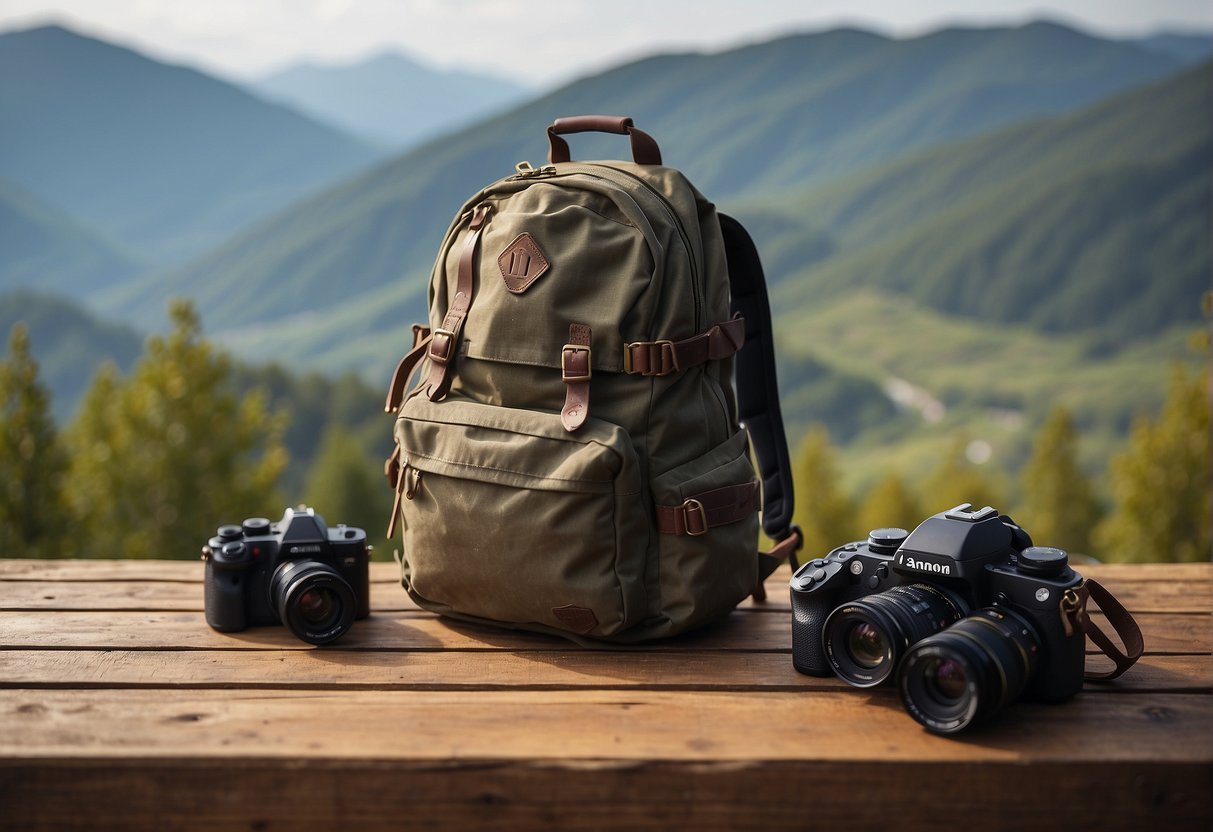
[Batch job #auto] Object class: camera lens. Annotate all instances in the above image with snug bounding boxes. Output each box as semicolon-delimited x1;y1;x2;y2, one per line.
846;622;887;668
297;587;339;625
823;584;968;687
270;560;356;645
898;607;1039;734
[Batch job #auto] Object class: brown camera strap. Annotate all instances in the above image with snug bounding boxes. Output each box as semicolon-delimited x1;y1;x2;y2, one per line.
1069;578;1145;681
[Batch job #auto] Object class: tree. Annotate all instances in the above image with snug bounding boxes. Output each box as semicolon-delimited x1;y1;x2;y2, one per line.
0;324;69;558
65;301;288;558
792;424;860;554
920;434;1007;516
302;423;392;549
1093;366;1211;563
856;472;923;538
1017;406;1102;555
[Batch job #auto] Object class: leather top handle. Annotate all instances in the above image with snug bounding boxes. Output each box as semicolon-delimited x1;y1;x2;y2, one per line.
548;115;663;165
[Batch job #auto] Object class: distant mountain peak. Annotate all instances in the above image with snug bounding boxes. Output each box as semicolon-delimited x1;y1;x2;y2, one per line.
253;47;530;148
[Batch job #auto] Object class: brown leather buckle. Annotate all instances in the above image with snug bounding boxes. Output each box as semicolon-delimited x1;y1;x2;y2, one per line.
428;327;456;365
623;340;678;376
561;344;592;383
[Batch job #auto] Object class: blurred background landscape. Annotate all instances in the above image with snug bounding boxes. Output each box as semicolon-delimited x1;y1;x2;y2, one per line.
0;0;1209;562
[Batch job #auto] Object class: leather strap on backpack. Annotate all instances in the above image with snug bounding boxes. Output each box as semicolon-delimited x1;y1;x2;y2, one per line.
419;202;492;402
561;323;592;432
719;213;804;590
384;325;432;413
623;317;745;377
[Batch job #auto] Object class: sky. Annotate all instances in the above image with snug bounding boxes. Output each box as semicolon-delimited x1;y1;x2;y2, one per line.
1;0;1210;86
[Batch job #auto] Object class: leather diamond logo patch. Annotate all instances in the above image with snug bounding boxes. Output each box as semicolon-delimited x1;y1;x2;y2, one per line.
498;232;550;294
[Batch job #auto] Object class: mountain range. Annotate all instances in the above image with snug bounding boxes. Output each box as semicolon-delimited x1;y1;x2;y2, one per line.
254;50;529;147
1;19;1208;491
0;24;380;264
95;22;1204;367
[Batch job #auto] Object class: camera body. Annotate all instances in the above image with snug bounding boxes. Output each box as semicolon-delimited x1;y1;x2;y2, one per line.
791;504;1086;710
203;506;370;644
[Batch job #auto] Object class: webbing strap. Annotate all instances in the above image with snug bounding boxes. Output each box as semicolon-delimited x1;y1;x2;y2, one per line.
719;213;800;569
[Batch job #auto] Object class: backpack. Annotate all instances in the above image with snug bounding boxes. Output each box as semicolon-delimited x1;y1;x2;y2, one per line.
383;115;802;642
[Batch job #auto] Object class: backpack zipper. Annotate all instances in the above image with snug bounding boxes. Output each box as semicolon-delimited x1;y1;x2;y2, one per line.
577;163;703;332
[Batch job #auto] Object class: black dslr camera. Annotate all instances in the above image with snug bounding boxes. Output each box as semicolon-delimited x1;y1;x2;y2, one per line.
202;507;371;645
790;503;1086;734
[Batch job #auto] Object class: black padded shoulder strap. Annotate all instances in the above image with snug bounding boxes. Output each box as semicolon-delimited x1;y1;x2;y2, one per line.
719;213;800;569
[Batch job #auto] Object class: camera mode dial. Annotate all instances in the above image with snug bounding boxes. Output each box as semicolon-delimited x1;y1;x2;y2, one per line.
1017;546;1069;576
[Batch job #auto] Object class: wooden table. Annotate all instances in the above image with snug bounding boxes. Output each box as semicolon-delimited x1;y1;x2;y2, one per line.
0;559;1209;831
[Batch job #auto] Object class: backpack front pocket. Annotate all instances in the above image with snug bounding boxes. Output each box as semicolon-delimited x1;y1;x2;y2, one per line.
393;396;647;637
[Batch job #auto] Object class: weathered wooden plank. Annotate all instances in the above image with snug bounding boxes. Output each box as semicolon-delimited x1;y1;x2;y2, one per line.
0;759;1207;832
4;575;1207;613
0;609;1204;655
0;609;785;652
1;558;1207;584
0;650;1205;693
2;689;1209;763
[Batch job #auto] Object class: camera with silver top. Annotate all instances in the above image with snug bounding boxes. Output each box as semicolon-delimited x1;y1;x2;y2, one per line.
202;506;371;645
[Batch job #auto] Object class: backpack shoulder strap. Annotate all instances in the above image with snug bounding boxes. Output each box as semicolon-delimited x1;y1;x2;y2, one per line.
718;213;803;584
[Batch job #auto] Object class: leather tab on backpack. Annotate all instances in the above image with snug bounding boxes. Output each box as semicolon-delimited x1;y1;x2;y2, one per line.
561;323;592;432
656;481;760;535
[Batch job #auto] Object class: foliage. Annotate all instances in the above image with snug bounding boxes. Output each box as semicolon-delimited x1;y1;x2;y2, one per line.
793;425;861;554
0;323;69;557
919;435;1008;516
1093;365;1211;562
64;301;288;558
856;472;923;538
0;289;144;424
302;423;393;553
1016;406;1103;555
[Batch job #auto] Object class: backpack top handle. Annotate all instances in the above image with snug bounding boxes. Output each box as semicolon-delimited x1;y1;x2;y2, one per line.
547;115;663;166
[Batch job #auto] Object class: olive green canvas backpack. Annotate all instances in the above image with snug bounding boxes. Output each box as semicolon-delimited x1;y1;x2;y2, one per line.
383;115;802;642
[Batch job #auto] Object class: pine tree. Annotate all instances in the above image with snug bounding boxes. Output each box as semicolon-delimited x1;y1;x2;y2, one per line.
792;425;860;554
65;301;288;558
920;435;1007;516
0;324;69;558
856;472;923;538
1017;406;1102;555
1093;366;1211;563
302;424;391;547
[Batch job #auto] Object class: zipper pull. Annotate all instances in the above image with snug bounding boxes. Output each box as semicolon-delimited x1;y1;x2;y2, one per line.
513;161;557;178
404;463;423;501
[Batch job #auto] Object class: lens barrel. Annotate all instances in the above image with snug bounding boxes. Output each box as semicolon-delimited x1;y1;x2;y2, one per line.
823;584;968;687
897;607;1039;734
270;560;357;645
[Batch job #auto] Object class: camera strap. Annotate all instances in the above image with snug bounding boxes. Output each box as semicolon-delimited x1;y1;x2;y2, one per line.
1067;578;1145;681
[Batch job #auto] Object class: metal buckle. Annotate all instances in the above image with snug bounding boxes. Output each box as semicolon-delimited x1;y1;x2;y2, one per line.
428;327;456;365
561;344;592;383
623;340;678;376
683;498;707;536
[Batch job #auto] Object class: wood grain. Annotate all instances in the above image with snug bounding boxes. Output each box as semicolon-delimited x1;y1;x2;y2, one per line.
0;559;1208;832
1;759;1207;832
0;609;1205;653
3;575;1208;614
2;689;1210;763
0;650;1206;693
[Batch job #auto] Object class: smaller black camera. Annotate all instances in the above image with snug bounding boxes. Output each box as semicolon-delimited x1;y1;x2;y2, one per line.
790;503;1086;733
202;506;371;645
